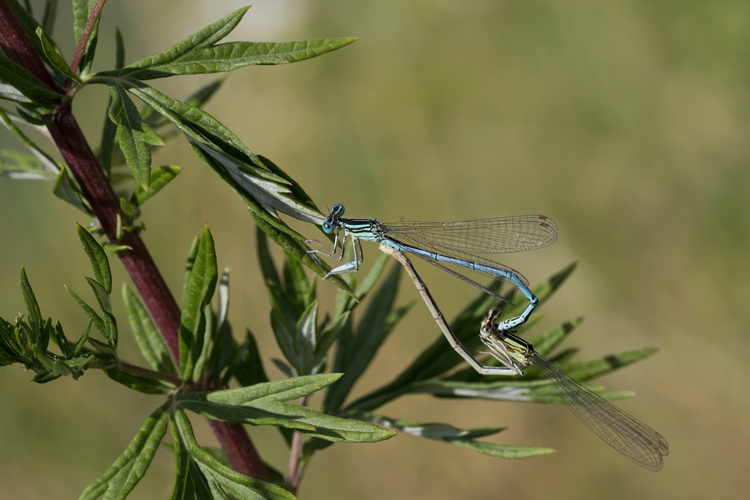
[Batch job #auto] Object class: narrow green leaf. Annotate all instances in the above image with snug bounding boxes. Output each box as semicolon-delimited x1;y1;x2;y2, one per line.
177;397;317;433
19;267;42;333
451;440;556;459
365;413;506;440
69;319;91;358
114;27;125;69
109;78;263;172
104;367;176;395
172;410;295;500
257;154;321;224
52;319;74;357
92;77;328;256
0;150;57;179
360;412;554;459
97;103;116;175
183;373;342;407
231;329;269;387
192;304;214;383
138;81;222;139
0;55;62;102
0;83;34;104
0;108;59;177
97;29;121;175
216;269;230;331
169;411;210;499
204;270;236;383
122;8;250;74
256;224;282;288
77;223;112;293
413;347;658;404
36;26;83;86
178;374;395;443
93;77;323;223
88;77;344;284
123;284;175;375
86;337;117;357
14;106;53;126
65;285;107;342
131;165;181;206
548;348;659;383
79;404;169;500
86;278;117;346
118;38;358;79
107;81;163;189
53;166;92;214
179;226;217;380
119;198;140;220
282;249;316;310
188;137;322;223
269;300;302;375
295;301;320;375
410;378;546;401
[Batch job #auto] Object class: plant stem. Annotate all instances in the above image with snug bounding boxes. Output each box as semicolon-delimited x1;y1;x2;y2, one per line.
46;108;183;357
68;0;107;79
287;395;308;491
0;1;270;481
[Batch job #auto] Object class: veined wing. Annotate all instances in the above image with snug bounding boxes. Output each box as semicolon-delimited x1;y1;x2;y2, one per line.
531;353;669;471
381;215;558;255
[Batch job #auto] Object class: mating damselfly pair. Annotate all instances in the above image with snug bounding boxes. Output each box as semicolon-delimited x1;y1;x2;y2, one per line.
308;204;669;471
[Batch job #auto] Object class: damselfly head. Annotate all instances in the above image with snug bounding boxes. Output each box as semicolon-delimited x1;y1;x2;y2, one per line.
323;204;346;233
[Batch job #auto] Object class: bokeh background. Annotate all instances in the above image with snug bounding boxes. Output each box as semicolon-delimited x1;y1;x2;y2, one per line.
1;1;749;498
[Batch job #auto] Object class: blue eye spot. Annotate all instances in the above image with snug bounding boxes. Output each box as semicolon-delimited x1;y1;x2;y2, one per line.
322;221;333;233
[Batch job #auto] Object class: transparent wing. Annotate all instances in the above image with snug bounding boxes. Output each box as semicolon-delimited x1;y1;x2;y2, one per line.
382;215;558;255
531;353;669;471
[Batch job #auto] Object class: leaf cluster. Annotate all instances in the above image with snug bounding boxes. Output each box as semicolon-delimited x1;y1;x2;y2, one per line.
0;2;661;498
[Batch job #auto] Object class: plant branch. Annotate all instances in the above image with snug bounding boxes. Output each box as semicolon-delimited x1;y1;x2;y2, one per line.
46;108;183;358
0;1;270;481
208;419;270;478
287;395;309;491
68;0;106;81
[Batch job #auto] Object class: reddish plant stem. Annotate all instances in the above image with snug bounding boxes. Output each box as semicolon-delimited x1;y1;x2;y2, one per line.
0;0;270;481
208;419;270;477
46;106;183;359
68;0;107;77
287;395;309;492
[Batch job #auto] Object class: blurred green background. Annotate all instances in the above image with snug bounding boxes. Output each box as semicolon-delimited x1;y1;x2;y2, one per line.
1;1;749;498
